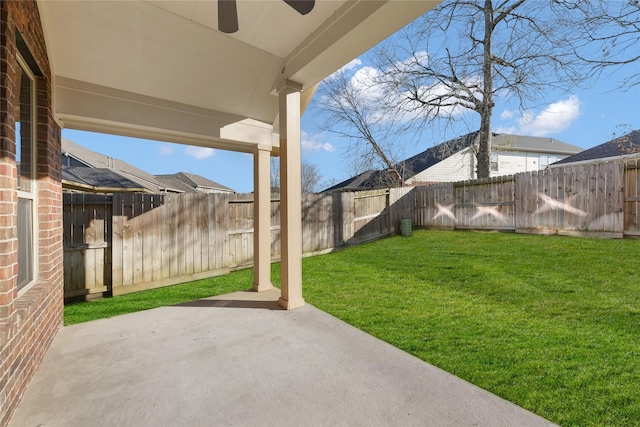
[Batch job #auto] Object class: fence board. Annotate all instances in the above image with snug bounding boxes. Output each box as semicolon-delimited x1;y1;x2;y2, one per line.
216;194;228;269
63;194;112;299
185;193;195;274
625;159;640;234
152;195;163;281
341;192;355;244
207;195;216;270
132;194;143;285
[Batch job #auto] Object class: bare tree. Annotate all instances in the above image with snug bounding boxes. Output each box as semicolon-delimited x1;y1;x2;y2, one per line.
270;158;324;193
316;1;638;181
316;67;405;186
373;0;591;179
270;157;280;193
301;161;323;193
562;0;640;89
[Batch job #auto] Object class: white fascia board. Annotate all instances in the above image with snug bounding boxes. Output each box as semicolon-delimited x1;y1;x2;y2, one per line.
55;78;275;153
548;153;640;168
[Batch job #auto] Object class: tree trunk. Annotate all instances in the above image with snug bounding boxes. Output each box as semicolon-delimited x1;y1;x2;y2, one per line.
477;0;494;179
367;135;403;186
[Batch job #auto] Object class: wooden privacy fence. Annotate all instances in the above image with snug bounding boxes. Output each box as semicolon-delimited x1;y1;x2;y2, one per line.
63;157;640;300
410;159;635;238
63;189;403;299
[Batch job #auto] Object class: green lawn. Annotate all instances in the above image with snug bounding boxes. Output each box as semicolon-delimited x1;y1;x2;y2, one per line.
65;230;640;426
301;230;640;427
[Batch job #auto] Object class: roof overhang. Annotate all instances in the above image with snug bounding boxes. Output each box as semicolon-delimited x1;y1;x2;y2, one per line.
62;180;151;194
37;0;440;153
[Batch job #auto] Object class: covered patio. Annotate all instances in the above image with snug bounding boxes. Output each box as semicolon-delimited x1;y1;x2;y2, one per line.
1;1;556;425
38;0;439;309
1;1;450;422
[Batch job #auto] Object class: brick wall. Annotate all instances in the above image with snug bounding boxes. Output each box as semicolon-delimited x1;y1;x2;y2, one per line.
0;2;63;426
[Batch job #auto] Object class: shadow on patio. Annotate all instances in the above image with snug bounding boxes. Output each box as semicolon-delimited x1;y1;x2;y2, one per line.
10;289;555;427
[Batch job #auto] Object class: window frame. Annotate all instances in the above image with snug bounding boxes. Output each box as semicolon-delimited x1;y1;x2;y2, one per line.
490;153;499;172
15;52;39;295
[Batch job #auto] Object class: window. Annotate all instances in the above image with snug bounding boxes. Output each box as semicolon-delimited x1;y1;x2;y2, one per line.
15;54;37;292
539;155;558;170
490;153;499;171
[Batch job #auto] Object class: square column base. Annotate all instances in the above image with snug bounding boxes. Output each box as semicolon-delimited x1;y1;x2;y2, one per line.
252;282;274;292
278;297;305;310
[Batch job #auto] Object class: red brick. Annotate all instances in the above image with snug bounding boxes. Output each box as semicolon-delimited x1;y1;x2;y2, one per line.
1;1;62;425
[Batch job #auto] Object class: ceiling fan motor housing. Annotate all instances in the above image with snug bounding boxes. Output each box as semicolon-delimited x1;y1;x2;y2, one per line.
218;0;315;34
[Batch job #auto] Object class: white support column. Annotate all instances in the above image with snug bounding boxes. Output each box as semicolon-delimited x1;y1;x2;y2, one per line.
252;144;274;292
278;80;305;310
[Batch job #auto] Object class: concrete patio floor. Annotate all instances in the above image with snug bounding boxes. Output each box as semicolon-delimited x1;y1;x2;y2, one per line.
10;289;555;427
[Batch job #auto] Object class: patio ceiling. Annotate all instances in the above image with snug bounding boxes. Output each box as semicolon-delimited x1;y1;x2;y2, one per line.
37;0;439;153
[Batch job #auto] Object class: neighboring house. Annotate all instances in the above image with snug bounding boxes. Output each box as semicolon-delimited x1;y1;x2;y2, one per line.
62;138;170;193
324;132;582;191
155;172;235;194
550;130;640;167
322;170;392;193
62;139;236;194
62;167;148;193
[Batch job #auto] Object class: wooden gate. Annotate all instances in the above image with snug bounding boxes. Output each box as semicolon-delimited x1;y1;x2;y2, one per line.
63;193;113;299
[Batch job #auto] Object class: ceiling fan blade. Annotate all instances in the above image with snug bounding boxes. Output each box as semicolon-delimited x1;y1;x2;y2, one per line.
283;0;315;15
218;0;239;33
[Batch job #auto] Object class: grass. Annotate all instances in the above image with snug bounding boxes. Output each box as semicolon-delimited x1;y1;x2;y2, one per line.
302;230;640;427
65;230;640;426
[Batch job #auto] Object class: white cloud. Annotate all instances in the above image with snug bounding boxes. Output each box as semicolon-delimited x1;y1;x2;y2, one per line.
326;53;477;126
339;58;362;73
184;146;215;159
517;95;581;136
301;131;335;152
413;79;478;118
500;109;516;120
158;143;174;155
494;125;517;134
350;66;385;100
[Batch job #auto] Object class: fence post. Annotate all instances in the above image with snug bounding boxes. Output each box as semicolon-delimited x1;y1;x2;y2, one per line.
110;193;123;293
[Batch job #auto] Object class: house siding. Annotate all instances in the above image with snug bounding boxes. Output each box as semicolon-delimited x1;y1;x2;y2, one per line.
407;149;571;184
0;2;63;426
492;151;536;176
407;148;475;184
491;151;566;176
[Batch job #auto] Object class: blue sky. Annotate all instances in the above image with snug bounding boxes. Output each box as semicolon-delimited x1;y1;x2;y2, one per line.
63;28;640;194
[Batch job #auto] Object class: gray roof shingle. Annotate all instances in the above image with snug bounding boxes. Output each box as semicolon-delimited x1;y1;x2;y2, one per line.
153;175;200;193
62;138;166;192
154;172;234;193
322;170;397;192
553;130;640;165
62;167;146;191
492;134;581;154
